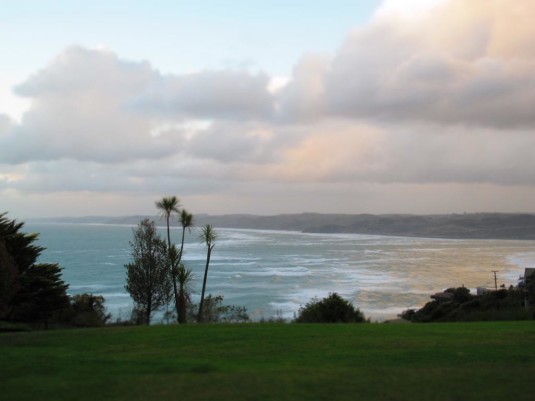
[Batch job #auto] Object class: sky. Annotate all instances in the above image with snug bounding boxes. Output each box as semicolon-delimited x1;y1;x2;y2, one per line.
1;0;535;218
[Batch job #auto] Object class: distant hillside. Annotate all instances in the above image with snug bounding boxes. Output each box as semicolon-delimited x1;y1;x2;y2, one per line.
303;213;535;239
26;213;535;240
201;213;535;239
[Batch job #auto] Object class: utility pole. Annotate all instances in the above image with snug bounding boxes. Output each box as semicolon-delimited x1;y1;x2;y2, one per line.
492;270;499;290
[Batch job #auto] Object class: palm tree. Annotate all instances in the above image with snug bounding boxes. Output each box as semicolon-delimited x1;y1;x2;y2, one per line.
197;224;217;323
175;210;194;323
176;264;194;323
155;196;180;322
177;209;194;264
155;196;180;248
167;245;181;322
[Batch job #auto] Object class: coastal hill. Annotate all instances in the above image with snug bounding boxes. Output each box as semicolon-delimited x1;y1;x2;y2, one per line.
27;213;535;240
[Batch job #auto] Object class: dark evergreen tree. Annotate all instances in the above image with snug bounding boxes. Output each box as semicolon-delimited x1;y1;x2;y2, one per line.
0;238;19;318
0;212;70;327
10;263;69;328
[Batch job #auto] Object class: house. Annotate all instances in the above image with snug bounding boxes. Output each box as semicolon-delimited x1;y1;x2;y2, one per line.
477;287;491;296
518;267;535;288
430;291;454;301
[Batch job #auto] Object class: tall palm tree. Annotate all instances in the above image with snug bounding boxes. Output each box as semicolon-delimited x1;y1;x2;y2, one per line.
176;264;194;323
197;224;217;323
155;196;180;322
167;245;181;322
155;196;180;248
177;209;194;264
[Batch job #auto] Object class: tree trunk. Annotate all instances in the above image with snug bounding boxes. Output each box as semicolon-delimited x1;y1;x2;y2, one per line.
166;216;171;248
147;259;152;324
178;288;187;324
172;269;180;323
197;245;213;323
178;227;186;264
146;301;152;325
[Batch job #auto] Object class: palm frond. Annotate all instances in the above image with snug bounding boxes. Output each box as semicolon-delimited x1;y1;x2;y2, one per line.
199;224;217;247
155;196;181;218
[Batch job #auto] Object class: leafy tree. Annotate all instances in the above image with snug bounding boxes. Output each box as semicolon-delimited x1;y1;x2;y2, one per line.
124;219;172;324
155;196;180;248
198;224;217;322
1;212;70;328
295;293;366;323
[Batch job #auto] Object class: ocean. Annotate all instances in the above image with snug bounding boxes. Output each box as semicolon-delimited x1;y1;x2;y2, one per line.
26;222;535;322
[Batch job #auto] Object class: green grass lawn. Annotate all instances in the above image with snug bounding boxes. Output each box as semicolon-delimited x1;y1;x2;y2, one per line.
1;321;534;401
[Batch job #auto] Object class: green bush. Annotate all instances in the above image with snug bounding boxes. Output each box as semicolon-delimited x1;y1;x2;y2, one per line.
188;294;249;323
66;294;111;327
401;285;532;323
295;293;366;323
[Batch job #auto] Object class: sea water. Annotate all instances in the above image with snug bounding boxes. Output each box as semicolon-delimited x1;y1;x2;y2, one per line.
26;222;535;322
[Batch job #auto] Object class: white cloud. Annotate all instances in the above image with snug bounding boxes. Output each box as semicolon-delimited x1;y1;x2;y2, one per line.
271;0;535;128
0;114;14;138
3;0;535;217
376;0;448;19
135;70;274;120
275;53;330;121
0;46;276;165
2;47;176;164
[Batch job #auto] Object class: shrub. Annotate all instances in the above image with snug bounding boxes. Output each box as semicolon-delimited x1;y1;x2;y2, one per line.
295;293;366;323
402;285;532;322
68;294;111;327
188;294;249;323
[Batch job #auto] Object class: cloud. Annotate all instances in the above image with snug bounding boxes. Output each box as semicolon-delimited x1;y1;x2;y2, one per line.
275;53;330;121
234;121;535;186
185;122;276;163
280;0;535;128
135;70;274;120
0;46;275;165
2;47;177;164
3;0;535;217
0;114;14;138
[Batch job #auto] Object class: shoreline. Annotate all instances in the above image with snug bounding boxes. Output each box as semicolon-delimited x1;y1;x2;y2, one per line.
25;212;535;241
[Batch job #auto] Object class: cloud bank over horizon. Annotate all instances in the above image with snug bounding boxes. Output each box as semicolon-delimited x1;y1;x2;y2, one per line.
2;0;535;217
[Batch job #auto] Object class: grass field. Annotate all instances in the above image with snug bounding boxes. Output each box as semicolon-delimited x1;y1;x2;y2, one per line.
1;321;534;401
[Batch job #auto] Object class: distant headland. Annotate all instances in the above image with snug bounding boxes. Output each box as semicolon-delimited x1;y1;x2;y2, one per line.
26;213;535;240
